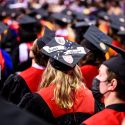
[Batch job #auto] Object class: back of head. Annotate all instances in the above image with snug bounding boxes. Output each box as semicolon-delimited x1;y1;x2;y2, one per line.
41;60;84;109
40;37;89;109
30;26;55;67
102;42;125;101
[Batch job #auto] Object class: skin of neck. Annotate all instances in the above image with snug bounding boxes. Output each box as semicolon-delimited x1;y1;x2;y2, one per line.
104;91;125;107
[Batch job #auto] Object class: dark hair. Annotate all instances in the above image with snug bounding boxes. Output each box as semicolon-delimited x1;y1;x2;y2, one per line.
31;44;49;67
106;70;125;101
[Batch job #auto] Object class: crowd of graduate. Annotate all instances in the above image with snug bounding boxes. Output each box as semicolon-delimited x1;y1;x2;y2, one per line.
0;0;125;125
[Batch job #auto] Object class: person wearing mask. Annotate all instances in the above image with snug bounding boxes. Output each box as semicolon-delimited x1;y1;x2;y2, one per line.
81;37;125;125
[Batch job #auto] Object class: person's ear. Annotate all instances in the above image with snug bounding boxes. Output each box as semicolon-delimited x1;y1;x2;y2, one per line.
107;79;117;91
29;49;34;58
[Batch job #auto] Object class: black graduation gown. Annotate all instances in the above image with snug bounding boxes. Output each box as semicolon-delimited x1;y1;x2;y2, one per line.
0;96;50;125
1;66;44;104
82;103;125;125
18;84;98;125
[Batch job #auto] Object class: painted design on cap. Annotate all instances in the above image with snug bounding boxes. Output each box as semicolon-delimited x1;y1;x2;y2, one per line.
64;47;86;55
55;37;65;45
43;45;65;53
62;55;73;64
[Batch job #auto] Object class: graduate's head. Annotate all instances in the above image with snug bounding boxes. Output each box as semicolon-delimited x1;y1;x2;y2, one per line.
40;37;89;109
83;25;113;62
96;43;125;101
30;26;55;67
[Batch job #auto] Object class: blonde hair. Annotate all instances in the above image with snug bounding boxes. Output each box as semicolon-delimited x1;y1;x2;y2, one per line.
40;61;85;109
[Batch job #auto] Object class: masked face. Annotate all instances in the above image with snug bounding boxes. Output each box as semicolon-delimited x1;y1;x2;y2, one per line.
96;64;111;95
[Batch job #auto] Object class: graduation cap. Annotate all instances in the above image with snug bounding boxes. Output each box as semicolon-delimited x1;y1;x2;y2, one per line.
37;26;55;49
51;12;72;26
103;42;125;80
61;9;73;17
41;37;89;71
84;25;113;53
0;22;8;34
17;15;37;25
0;7;8;20
6;8;21;19
97;11;109;21
0;22;8;41
72;11;89;21
28;8;49;20
109;15;125;33
73;20;96;29
117;25;125;35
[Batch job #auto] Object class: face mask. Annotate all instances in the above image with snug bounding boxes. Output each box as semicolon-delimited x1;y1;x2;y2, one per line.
91;78;105;111
91;77;103;100
92;77;112;96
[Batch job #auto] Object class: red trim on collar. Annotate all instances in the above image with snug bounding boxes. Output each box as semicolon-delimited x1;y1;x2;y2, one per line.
19;66;44;92
37;84;95;118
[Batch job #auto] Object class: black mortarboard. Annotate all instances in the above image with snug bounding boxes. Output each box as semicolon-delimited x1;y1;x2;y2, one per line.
0;22;8;34
17;15;37;25
37;26;55;49
84;25;113;53
97;11;109;21
51;12;72;26
6;8;21;19
72;11;87;21
117;25;125;35
103;42;125;79
28;8;48;20
0;7;8;20
61;9;73;17
0;22;8;42
109;15;125;33
41;37;89;71
73;20;96;29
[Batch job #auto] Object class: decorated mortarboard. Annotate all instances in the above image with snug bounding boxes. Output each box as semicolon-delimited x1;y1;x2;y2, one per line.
84;25;113;53
51;12;72;24
41;37;89;71
102;41;125;79
17;15;37;25
37;26;55;49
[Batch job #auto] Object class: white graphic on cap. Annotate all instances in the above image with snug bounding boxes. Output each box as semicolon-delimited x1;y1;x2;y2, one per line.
55;37;66;45
43;45;65;53
62;55;73;64
64;47;86;55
